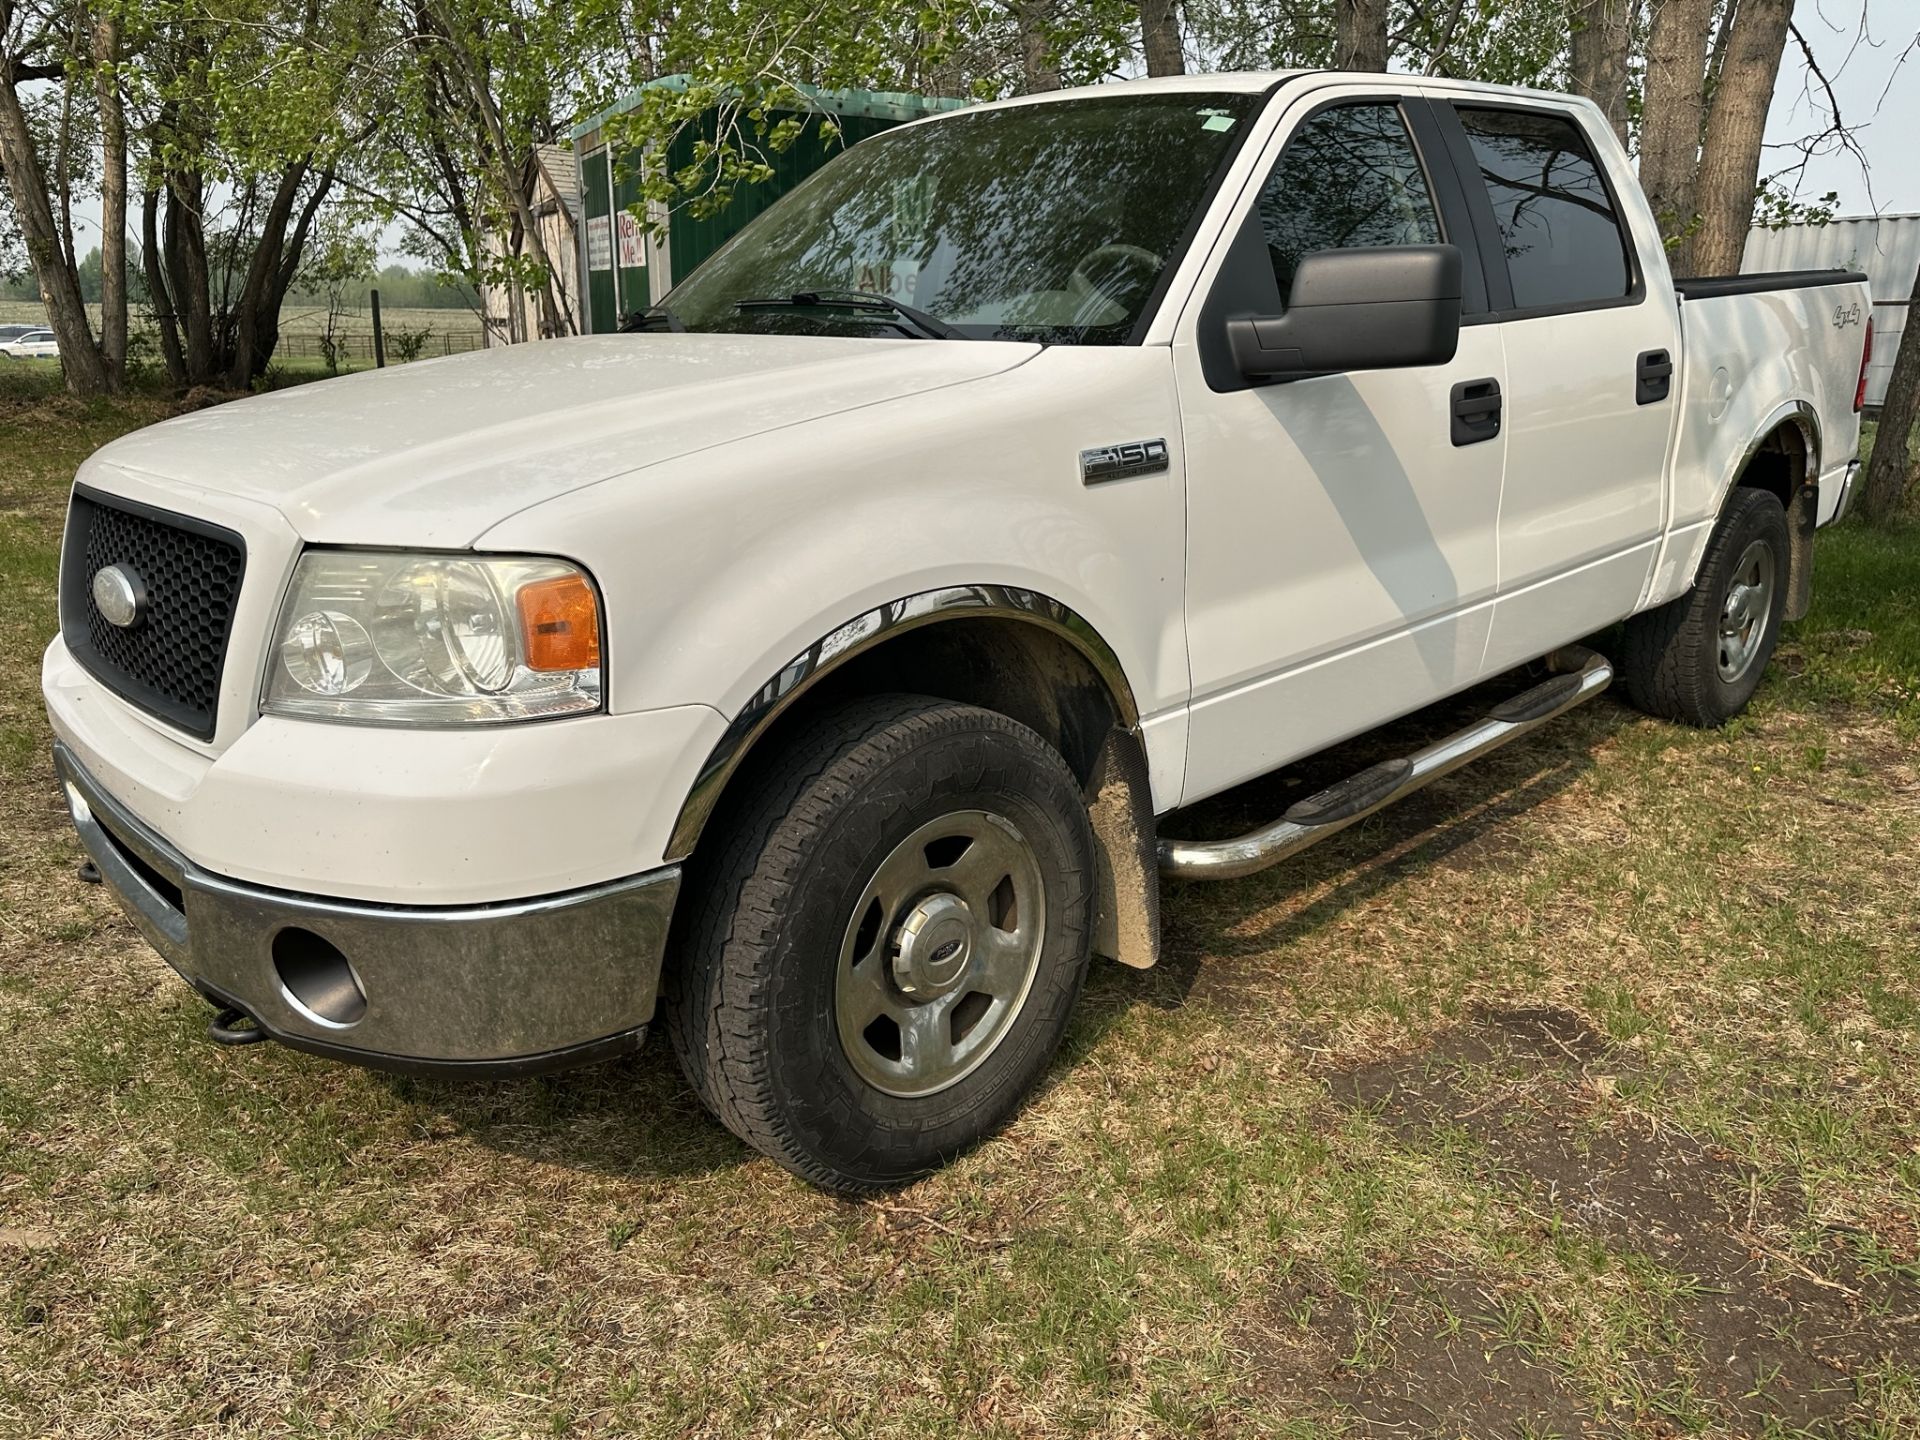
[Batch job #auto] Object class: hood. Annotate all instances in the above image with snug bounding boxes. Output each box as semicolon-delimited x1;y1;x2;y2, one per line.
86;333;1039;548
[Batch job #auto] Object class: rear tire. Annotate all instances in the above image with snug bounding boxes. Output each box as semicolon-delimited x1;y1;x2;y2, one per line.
1618;487;1790;727
665;694;1095;1192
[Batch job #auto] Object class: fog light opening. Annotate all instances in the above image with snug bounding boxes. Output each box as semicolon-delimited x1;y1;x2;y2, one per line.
272;928;367;1029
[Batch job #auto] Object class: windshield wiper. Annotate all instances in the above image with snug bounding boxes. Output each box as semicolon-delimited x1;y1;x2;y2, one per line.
618;306;684;333
733;290;964;340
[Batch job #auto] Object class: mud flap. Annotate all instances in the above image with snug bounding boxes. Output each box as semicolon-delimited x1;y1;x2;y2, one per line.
1786;481;1817;623
1084;726;1160;970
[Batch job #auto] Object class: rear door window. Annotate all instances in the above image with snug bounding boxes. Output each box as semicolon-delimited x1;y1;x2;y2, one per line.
1453;107;1631;312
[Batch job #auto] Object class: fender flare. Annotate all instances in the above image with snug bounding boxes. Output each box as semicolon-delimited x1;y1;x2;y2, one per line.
663;584;1142;863
1707;399;1821;520
1719;400;1822;621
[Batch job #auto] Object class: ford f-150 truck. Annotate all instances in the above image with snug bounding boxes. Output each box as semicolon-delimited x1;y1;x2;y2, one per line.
46;72;1873;1192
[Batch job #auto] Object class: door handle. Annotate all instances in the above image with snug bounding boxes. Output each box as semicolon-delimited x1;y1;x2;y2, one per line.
1636;349;1673;405
1450;378;1502;446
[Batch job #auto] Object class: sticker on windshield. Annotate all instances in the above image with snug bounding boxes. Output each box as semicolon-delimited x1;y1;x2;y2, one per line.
1198;110;1237;133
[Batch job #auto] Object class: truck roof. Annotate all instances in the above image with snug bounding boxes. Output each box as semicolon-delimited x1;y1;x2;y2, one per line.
893;70;1610;130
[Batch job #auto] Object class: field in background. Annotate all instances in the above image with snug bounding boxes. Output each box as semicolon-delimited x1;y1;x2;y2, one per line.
0;299;488;372
1;385;1917;1437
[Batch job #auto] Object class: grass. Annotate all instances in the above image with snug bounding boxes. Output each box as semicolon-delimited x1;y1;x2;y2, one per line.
1;379;1917;1437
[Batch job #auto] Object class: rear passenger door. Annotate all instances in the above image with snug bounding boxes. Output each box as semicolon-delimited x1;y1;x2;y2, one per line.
1429;98;1682;673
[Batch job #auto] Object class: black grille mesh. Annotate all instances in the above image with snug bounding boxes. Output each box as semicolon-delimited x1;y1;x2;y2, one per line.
63;491;245;739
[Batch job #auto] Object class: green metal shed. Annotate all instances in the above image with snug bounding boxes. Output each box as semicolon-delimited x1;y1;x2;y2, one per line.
570;77;969;334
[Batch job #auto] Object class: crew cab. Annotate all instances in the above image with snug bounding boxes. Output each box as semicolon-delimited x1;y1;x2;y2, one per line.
45;72;1872;1191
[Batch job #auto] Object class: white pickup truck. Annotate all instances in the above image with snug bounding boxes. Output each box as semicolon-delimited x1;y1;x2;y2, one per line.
46;72;1872;1191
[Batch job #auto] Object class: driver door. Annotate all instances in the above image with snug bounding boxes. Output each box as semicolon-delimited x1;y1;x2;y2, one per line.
1172;89;1508;805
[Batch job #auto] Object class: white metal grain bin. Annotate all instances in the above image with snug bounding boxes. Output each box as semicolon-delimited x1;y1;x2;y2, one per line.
1743;214;1920;409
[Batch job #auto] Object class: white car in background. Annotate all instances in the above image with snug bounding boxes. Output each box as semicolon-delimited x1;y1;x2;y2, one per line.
0;329;59;360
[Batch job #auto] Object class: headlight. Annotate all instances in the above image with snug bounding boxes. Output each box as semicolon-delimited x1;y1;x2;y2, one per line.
263;551;603;725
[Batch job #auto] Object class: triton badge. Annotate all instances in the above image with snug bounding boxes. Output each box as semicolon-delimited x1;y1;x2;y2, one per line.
1079;438;1170;486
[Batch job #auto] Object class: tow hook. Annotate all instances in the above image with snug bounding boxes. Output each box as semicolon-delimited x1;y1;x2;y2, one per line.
207;1006;271;1047
77;859;101;884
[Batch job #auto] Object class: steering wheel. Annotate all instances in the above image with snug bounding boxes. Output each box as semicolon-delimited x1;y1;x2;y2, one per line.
1067;243;1163;300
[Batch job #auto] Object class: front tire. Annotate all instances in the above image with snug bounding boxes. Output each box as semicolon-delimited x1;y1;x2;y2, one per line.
666;695;1095;1192
1618;486;1790;727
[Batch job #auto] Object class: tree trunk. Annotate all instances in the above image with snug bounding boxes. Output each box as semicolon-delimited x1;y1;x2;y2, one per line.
1639;0;1714;270
163;171;216;385
1859;289;1920;524
1334;0;1389;70
93;7;128;390
429;9;573;336
1016;0;1060;92
1689;0;1791;276
1569;0;1636;147
141;187;187;388
1140;0;1183;76
0;74;108;396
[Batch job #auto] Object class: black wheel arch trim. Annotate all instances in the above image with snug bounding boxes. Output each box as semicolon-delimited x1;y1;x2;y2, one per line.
664;585;1142;863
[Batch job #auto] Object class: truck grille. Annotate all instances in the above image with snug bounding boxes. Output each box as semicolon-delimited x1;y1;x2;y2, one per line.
60;486;247;741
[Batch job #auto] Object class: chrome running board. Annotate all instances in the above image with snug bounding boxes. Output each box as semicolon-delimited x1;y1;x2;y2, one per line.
1157;647;1613;881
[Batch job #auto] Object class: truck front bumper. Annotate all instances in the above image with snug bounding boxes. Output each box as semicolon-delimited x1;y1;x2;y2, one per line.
56;743;680;1077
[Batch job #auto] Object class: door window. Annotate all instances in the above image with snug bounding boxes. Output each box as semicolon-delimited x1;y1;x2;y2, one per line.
1256;104;1442;299
1453;107;1631;311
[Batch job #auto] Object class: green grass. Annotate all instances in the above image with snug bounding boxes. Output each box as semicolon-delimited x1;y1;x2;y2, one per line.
1;377;1917;1436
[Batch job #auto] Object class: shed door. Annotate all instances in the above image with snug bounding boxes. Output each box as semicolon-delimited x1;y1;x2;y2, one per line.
582;146;618;333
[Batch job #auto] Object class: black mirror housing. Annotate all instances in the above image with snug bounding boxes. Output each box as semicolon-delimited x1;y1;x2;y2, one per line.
1227;244;1463;380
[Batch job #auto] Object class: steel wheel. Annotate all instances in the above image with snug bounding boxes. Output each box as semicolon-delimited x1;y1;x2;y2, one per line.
835;809;1045;1098
1717;538;1775;682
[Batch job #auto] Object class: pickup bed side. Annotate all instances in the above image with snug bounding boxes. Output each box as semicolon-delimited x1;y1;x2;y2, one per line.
1644;270;1870;617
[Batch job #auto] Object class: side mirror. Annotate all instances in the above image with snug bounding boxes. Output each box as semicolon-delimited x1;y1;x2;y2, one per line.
1226;244;1462;381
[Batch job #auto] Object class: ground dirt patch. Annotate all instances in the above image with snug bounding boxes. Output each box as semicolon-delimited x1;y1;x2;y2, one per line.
1241;1008;1920;1437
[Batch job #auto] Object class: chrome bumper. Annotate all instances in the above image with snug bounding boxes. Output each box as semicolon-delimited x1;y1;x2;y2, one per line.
54;744;679;1076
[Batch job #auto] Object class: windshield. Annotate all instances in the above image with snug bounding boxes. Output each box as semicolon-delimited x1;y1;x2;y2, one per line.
661;92;1259;344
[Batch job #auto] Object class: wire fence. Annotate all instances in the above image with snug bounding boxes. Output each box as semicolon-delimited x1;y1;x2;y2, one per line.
274;330;487;363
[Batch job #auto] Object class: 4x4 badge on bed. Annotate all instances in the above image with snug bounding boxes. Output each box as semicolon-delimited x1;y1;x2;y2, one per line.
91;565;147;629
1080;438;1170;486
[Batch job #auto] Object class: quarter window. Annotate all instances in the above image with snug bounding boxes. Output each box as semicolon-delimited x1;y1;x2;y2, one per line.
1256;104;1443;299
1454;107;1631;311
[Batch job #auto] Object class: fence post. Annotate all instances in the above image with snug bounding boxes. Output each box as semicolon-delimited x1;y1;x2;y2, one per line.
371;289;387;368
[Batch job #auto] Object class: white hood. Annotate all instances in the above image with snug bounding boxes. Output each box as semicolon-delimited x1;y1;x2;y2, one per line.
84;333;1039;548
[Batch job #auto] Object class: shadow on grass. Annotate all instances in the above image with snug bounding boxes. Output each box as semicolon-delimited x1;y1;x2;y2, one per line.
382;1043;756;1183
423;663;1630;1186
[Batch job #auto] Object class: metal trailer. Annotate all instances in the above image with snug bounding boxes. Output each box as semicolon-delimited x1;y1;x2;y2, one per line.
570;77;968;335
1743;213;1920;411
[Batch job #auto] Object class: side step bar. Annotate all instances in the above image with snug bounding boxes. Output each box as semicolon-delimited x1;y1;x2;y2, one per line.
1158;647;1613;881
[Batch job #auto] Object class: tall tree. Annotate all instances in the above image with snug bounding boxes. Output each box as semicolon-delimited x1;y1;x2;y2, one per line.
1688;0;1793;275
1140;0;1183;75
1568;0;1635;146
0;0;116;395
137;0;389;388
1333;0;1386;70
1638;0;1713;267
90;0;127;387
1859;277;1920;523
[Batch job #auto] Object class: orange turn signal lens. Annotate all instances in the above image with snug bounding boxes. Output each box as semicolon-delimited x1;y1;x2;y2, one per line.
516;573;601;673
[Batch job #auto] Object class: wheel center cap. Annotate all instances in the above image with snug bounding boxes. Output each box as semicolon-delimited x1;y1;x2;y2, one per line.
891;893;975;997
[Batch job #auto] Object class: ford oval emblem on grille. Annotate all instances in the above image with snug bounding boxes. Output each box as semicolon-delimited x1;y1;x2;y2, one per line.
92;564;146;629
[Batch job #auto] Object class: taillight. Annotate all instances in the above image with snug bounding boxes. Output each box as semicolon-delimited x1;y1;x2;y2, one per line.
1855;316;1873;413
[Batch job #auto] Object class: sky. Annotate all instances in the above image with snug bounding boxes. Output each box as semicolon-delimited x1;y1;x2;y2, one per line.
1763;7;1919;216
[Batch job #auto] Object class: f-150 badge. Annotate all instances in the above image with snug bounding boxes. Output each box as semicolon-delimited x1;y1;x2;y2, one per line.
1080;438;1170;485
